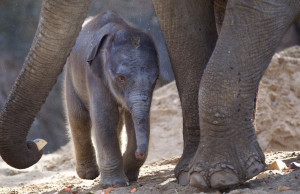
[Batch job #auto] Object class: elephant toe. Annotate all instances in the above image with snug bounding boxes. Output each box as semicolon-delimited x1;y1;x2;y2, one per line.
189;172;208;189
246;158;265;179
125;170;139;182
177;171;189;186
210;170;239;189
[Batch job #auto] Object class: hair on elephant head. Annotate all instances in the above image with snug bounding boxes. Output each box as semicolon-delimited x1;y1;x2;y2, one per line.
64;11;159;187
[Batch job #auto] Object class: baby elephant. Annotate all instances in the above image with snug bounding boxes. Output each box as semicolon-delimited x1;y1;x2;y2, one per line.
64;11;159;187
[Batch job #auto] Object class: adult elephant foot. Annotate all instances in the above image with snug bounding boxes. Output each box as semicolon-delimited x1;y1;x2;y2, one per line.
175;146;194;186
175;159;189;186
175;128;200;186
188;129;265;189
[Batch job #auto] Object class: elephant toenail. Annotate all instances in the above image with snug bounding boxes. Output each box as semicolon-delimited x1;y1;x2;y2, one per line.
178;171;189;186
210;171;239;189
227;165;234;170
189;172;208;188
246;163;265;179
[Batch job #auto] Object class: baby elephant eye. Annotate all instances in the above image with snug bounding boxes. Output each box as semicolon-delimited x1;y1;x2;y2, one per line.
117;75;126;84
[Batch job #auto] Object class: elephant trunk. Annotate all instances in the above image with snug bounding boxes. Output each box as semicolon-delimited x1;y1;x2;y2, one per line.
129;93;152;160
0;0;91;169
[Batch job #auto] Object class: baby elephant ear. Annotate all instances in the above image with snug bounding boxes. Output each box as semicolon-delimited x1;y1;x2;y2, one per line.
86;23;119;64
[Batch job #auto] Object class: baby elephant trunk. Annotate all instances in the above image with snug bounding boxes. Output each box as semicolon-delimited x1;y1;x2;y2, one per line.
130;93;152;160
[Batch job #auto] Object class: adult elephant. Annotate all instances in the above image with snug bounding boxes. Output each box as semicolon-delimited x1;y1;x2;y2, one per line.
0;0;299;190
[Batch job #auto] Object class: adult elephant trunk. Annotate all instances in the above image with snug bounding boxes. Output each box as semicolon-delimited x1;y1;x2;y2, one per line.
129;93;152;160
0;0;91;169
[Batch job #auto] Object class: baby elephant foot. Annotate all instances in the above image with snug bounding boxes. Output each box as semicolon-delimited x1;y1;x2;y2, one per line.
124;163;143;182
123;161;141;182
123;153;145;182
100;170;129;188
124;169;139;182
189;141;265;189
76;162;99;180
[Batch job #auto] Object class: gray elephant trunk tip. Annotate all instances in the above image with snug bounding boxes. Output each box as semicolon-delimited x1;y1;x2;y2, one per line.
0;140;44;169
135;151;145;160
135;143;148;160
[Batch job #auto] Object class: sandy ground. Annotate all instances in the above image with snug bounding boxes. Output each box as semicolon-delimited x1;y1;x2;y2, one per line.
256;47;300;151
1;46;300;193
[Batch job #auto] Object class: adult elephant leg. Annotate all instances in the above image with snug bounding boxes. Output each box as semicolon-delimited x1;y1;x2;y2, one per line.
0;0;91;169
152;0;218;185
189;0;300;189
214;0;227;34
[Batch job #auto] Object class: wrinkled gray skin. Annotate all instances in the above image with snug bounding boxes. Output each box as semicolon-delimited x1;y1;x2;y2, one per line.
64;11;159;187
152;0;300;189
1;0;300;190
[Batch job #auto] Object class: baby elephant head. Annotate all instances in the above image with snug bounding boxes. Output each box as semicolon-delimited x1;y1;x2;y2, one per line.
87;23;159;160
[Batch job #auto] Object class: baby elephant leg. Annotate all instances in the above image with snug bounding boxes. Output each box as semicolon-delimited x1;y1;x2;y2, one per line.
65;84;99;179
123;110;147;182
91;97;129;188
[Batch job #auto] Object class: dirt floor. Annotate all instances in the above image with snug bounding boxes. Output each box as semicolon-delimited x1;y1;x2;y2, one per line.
1;46;300;193
1;146;300;194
